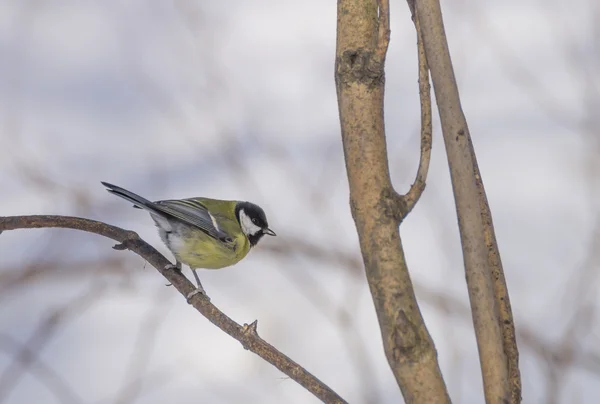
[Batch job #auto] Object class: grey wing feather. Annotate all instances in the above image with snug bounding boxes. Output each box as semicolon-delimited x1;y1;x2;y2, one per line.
154;199;232;242
101;182;231;242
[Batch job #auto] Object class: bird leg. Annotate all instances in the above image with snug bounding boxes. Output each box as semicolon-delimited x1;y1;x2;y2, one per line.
186;268;210;302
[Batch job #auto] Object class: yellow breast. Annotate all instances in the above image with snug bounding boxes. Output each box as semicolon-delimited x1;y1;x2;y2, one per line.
175;231;251;269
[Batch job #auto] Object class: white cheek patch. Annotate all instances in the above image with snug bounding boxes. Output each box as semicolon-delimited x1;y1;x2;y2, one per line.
239;209;262;236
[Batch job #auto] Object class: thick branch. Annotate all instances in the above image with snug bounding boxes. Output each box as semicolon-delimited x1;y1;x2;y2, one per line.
413;0;516;402
0;215;347;404
335;0;449;402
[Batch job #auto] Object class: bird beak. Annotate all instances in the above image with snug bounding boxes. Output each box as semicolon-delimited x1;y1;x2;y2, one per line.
263;228;276;236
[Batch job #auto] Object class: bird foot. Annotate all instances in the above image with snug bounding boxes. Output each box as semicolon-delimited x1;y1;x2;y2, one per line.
164;263;181;271
186;287;210;303
163;263;181;287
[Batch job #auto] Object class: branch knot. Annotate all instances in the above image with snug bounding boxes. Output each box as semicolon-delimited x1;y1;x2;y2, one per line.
336;49;385;88
379;188;407;223
112;231;140;251
391;310;419;362
240;320;259;350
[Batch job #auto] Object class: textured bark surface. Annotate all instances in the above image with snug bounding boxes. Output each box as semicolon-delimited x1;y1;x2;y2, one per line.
470;138;522;403
334;0;450;402
413;0;519;402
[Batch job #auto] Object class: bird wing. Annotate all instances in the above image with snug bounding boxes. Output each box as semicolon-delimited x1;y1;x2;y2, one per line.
154;199;233;242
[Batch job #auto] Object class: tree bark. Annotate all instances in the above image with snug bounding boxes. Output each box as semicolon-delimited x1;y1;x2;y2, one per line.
334;0;450;402
413;0;520;402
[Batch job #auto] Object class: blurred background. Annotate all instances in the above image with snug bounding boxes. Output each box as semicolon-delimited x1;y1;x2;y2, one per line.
0;0;598;403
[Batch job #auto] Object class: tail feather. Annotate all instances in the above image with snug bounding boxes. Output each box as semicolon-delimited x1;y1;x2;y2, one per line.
101;182;156;212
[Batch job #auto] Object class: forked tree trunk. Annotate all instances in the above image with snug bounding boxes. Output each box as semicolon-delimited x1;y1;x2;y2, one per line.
334;0;520;402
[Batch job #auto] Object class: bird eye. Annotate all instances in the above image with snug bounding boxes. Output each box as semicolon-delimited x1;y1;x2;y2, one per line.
251;218;258;224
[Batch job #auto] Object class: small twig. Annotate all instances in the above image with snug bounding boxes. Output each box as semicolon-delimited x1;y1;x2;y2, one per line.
375;0;391;61
369;0;391;73
403;11;433;214
240;320;260;350
0;215;347;404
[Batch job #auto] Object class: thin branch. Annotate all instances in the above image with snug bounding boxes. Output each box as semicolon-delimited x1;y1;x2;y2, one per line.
371;0;391;67
403;9;433;214
413;0;515;401
0;215;347;404
468;136;522;403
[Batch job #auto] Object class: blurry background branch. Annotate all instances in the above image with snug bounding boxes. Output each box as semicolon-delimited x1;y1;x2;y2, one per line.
0;287;107;404
0;215;347;404
0;334;84;404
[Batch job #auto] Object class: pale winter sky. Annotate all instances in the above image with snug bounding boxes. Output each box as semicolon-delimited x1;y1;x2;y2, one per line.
0;1;598;403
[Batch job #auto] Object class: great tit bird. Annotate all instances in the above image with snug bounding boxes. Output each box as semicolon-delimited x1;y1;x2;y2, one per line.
101;182;275;299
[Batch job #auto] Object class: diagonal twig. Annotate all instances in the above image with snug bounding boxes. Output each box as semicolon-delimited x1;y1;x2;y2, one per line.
0;215;347;404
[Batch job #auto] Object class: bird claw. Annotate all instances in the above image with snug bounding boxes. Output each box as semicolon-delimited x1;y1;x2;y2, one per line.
164;263;181;271
164;263;181;287
162;263;208;303
186;287;210;303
